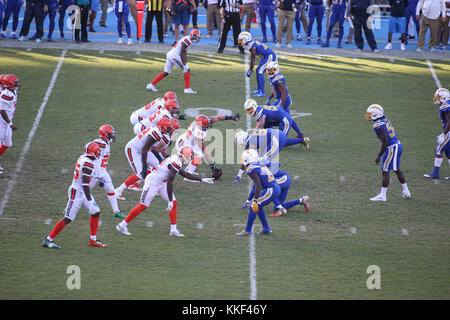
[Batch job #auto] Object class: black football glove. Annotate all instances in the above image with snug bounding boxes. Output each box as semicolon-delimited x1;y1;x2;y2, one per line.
178;114;186;120
232;113;241;121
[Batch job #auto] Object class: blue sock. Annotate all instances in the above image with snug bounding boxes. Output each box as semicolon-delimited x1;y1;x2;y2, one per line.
284;199;301;210
285;138;304;146
256;207;270;230
245;208;257;233
291;120;303;136
256;72;265;94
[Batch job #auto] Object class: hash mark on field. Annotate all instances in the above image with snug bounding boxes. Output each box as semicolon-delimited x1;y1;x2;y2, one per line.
146;221;153;228
0;49;67;217
339;176;346;182
99;50;104;54
44;219;52;225
136;51;141;55
26;48;32;52
401;228;408;235
293;175;300;180
350;227;357;234
300;226;306;232
99;220;103;227
60;168;68;174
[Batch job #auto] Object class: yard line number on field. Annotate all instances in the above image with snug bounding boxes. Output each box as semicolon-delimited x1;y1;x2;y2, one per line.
0;49;67;217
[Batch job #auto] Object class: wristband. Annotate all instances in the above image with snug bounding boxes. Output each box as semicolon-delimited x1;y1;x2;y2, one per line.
8;122;13;126
237;169;244;178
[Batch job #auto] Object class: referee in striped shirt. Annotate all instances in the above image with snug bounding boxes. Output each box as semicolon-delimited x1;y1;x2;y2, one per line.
217;0;245;54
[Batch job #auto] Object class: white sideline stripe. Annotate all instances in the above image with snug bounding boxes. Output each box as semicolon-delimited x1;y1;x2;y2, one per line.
426;60;442;88
0;49;67;217
245;54;257;301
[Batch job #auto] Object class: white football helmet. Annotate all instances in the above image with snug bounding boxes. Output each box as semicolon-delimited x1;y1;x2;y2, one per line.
433;88;450;105
266;61;280;76
241;149;259;167
238;31;252;47
244;99;258;116
365;104;384;121
235;130;249;146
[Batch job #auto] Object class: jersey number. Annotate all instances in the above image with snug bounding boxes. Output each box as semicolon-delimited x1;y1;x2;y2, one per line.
385;121;396;138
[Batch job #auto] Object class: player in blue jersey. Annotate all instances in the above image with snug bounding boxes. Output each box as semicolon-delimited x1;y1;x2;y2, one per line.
233;127;307;182
244;99;307;147
424;88;450;180
265;61;305;139
365;104;411;202
243;165;310;216
257;0;277;43
238;31;277;97
58;0;74;39
236;149;278;236
321;0;346;48
0;0;23;39
306;0;325;45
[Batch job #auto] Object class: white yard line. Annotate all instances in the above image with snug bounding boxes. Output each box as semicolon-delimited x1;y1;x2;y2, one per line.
426;60;442;88
0;49;67;217
244;54;257;301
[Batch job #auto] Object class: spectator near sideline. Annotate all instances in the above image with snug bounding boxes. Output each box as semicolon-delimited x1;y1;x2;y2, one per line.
240;0;255;32
172;0;197;41
217;0;245;53
115;0;132;44
89;0;99;32
1;0;24;39
145;0;167;43
294;0;309;40
58;0;74;39
384;0;408;51
74;0;91;43
18;0;45;42
345;0;379;52
440;0;450;48
322;0;347;48
258;0;277;43
206;0;222;37
306;0;326;45
416;0;446;52
275;0;298;48
405;0;421;38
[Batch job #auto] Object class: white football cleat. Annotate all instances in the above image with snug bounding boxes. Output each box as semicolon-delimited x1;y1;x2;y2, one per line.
114;188;126;200
402;190;411;199
117;37;123;44
170;230;184;237
127;38;132;45
444;176;450;180
370;194;387;202
116;223;131;235
384;42;392;50
400;43;406;51
301;196;310;212
146;83;158;91
127;183;142;192
184;88;197;94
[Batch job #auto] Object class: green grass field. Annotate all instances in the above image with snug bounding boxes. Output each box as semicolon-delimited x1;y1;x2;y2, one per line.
0;47;449;300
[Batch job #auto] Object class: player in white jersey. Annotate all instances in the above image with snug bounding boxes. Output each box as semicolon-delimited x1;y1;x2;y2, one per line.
146;29;200;94
115;117;174;200
133;99;178;135
176;113;240;180
89;124;126;219
130;91;181;126
42;142;107;249
116;145;214;237
0;74;19;176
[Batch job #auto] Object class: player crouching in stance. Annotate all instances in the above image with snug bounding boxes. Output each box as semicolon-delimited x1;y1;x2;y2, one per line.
424;88;450;180
366;104;411;202
43;142;106;248
92;125;125;219
237;149;279;236
116;146;214;237
146;29;200;94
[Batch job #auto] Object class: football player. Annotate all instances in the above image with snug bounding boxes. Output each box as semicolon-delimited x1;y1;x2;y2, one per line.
133;99;179;135
42;142;106;248
424;88;450;180
244;99;307;147
90;124;125;219
0;74;19;176
146;29;200;94
175;113;240;180
115;117;173;200
130;91;180;127
238;31;277;97
236;149;278;236
265;61;305;140
244;166;310;216
116;146;214;237
366;104;411;202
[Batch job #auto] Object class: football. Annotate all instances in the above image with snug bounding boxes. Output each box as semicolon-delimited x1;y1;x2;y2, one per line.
212;167;222;180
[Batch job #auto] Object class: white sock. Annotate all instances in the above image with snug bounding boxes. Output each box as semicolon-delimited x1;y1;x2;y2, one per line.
448;158;450;166
47;236;53;241
380;187;388;198
107;193;119;212
117;183;127;193
170;224;177;232
90;235;97;241
401;183;409;193
435;157;443;167
120;220;127;227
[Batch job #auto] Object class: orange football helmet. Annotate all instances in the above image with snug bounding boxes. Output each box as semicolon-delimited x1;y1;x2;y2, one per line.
169;119;180;135
164;99;179;116
99;124;116;143
195;115;212;130
84;141;100;159
3;74;19;90
163;91;178;102
190;29;201;43
156;117;172;134
0;74;7;87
